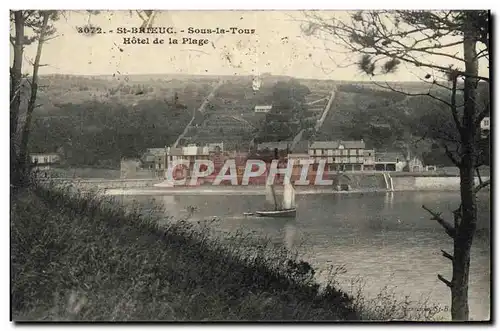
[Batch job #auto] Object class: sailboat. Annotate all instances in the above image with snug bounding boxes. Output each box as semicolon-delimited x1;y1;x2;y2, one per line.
253;182;297;217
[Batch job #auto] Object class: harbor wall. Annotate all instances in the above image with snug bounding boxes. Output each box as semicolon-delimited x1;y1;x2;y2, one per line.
43;174;489;193
392;176;490;191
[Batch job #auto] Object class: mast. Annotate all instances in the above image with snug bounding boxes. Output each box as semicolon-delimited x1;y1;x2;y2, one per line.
266;182;278;210
271;184;278;210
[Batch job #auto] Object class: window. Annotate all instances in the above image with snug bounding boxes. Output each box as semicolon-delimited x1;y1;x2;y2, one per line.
333;157;336;162
396;158;400;163
44;157;48;163
378;158;381;162
315;149;322;156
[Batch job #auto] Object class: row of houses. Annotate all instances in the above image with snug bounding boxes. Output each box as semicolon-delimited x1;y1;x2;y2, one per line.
256;139;427;172
139;138;432;179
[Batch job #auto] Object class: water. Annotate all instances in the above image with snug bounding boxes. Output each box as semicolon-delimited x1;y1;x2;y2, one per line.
114;191;491;320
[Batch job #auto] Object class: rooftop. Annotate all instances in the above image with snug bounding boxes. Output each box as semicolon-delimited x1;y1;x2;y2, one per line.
146;148;167;155
309;140;366;150
375;152;406;163
257;141;292;151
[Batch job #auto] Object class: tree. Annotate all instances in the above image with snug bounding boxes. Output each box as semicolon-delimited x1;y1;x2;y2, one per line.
303;10;490;320
10;10;158;186
18;11;56;182
10;11;25;185
10;10;58;185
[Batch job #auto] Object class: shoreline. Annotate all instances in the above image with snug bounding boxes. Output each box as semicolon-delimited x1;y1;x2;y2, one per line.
102;186;464;196
44;174;490;196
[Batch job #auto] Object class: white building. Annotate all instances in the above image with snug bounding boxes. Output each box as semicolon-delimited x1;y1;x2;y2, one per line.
254;105;273;113
30;153;60;165
165;143;223;169
481;117;490;138
481;117;490;131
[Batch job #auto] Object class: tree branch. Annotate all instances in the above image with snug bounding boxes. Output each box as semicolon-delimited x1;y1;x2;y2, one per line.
422;205;456;238
441;249;454;261
443;144;461;167
373;81;452;108
305;11;490;82
476;168;483;185
474;179;490;194
438;274;453;288
449;74;463;136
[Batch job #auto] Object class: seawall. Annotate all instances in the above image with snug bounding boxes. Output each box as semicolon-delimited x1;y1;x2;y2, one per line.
392;176;490;191
42;174;490;194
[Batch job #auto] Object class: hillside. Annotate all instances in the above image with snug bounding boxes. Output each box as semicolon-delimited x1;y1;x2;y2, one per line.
24;74;489;168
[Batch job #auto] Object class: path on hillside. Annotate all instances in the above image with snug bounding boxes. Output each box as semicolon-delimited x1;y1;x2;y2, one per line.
229;115;256;129
306;96;329;106
287;87;335;149
314;86;337;133
172;80;224;148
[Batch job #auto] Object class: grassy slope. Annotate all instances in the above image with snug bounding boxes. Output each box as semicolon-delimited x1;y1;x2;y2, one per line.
11;184;358;321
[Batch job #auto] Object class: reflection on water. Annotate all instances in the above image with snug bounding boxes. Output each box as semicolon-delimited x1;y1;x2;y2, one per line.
115;191;491;321
283;221;297;251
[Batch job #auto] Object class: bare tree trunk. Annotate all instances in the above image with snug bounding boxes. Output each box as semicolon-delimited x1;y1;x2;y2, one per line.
451;13;479;321
10;11;25;186
17;11;50;183
11;11;24;138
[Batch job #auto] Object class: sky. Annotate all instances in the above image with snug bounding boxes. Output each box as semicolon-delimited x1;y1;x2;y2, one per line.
13;10;490;81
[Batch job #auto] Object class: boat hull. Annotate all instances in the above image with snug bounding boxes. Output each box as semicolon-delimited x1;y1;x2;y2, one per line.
254;208;296;217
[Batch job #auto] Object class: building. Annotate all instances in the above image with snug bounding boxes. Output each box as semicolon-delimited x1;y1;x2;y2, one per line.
256;141;292;159
164;143;224;180
481;117;490;138
30;153;61;170
408;156;425;172
373;152;424;172
308;140;366;171
374;152;406;171
254;105;273;113
120;159;142;179
363;149;376;171
207;142;224;152
140;147;166;170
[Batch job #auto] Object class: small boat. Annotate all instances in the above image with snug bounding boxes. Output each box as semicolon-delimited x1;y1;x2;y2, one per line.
254;208;296;217
253;182;297;218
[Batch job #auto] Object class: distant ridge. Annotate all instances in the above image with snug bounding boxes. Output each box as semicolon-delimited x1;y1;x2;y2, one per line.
39;73;437;86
